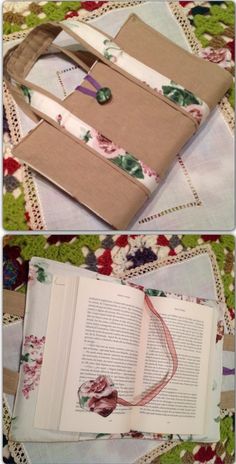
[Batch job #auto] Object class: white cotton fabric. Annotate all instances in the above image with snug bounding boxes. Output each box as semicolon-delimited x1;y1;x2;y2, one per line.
4;247;227;464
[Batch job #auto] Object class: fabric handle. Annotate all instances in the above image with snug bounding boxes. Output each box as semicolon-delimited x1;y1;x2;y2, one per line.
3;368;19;395
5;20;209;127
4;21;104;82
3;289;26;317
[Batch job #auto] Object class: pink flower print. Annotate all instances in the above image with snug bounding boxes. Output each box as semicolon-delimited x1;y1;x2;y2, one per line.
90;129;126;159
88;391;118;417
185;105;203;125
199;47;232;68
28;265;37;284
56;114;63;125
78;375;118;417
21;335;45;399
140;161;160;182
216;320;224;343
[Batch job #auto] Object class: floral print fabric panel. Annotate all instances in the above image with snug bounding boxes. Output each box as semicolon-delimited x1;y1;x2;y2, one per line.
21;335;45;399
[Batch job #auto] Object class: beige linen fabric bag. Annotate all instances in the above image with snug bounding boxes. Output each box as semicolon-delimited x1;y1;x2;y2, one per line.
4;15;233;229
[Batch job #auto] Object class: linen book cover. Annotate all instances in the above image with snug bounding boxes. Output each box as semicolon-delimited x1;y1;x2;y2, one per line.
5;14;233;229
9;257;224;443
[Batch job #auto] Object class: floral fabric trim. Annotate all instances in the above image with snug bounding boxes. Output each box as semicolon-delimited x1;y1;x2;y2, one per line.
199;46;232;69
21;335;45;399
19;86;160;193
64;19;210;126
28;261;52;284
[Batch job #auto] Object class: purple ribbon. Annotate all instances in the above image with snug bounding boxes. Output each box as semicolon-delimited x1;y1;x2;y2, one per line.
76;75;102;98
223;367;235;376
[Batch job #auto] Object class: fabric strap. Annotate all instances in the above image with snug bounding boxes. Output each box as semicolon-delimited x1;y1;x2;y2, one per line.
117;294;178;407
3;368;19;395
223;334;234;352
220;391;234;409
3;289;26;317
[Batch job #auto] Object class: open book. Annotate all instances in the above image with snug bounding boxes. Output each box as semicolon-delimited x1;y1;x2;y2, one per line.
34;275;217;436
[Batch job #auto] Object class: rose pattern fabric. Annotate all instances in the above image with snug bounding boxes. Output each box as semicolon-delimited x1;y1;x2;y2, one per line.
79;128;159;188
28;262;52;284
88;130;126;159
78;375;118;417
162;81;204;124
216;320;224;343
185;105;204;125
199;47;232;69
21;335;45;399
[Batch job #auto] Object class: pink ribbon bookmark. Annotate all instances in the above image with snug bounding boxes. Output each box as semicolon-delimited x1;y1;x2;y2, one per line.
78;294;178;417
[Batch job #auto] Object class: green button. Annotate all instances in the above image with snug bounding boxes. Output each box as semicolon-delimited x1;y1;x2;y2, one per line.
96;87;112;105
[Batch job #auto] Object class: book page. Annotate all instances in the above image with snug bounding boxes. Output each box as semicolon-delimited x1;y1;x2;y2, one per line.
59;277;144;434
131;298;216;435
34;275;80;433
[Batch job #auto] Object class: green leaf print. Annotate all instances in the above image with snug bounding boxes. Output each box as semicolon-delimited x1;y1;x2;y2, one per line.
34;264;52;284
112;154;144;179
79;396;90;407
20;353;30;363
21;85;31;104
145;288;167;297
162;84;200;107
96;433;111;439
83;130;92;143
104;50;114;61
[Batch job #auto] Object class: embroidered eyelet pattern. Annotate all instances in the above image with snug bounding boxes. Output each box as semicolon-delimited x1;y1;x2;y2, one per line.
56;65;79;98
138;154;202;224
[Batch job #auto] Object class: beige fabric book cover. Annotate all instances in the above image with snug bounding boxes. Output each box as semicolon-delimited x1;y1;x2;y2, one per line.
7;15;232;229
